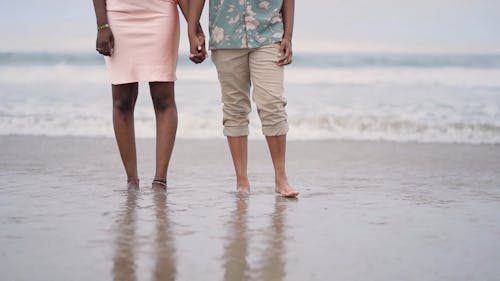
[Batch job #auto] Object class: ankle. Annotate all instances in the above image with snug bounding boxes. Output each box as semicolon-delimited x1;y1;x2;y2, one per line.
127;177;139;183
127;177;140;189
152;178;167;187
236;175;250;186
153;173;167;181
152;176;167;188
275;176;288;186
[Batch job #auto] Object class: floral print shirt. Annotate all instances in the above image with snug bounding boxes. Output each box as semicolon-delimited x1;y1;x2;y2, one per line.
209;0;284;49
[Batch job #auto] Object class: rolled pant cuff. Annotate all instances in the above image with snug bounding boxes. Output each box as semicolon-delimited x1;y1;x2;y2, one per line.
223;126;250;137
262;123;289;136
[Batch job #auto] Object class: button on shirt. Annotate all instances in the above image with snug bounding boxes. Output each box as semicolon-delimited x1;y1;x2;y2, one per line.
209;0;284;49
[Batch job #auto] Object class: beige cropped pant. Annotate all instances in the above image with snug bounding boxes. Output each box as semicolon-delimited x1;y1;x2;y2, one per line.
211;43;289;137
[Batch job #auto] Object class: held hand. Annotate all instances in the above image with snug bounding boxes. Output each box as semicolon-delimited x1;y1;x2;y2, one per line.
278;38;292;66
96;28;114;57
189;31;207;64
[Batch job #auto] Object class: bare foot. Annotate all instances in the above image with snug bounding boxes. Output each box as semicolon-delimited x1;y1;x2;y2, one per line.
236;178;250;195
127;178;140;190
152;178;167;190
275;181;299;198
237;186;250;196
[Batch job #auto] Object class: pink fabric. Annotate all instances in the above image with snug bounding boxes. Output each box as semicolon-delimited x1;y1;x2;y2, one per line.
105;0;180;85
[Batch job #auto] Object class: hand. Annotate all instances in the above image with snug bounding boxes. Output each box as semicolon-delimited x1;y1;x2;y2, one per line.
189;29;207;64
96;27;114;56
278;37;292;66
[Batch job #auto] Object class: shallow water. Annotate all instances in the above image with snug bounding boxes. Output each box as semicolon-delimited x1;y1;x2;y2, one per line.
1;136;500;280
2;52;500;143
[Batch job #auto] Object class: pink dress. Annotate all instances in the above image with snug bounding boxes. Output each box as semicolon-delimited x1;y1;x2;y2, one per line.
105;0;179;85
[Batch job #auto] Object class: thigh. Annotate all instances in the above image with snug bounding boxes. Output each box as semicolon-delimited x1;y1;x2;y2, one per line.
211;49;252;101
249;43;285;103
112;82;139;102
149;82;175;98
106;0;180;84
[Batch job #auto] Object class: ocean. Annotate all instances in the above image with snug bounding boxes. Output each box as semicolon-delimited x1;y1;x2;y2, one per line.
1;52;500;143
2;52;500;281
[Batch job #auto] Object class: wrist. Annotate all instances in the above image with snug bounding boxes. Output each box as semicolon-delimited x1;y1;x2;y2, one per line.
96;15;108;27
282;33;292;41
97;23;110;31
188;25;198;37
196;24;204;34
189;27;203;38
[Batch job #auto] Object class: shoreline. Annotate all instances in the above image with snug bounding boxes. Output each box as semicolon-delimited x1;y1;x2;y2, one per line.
2;133;499;146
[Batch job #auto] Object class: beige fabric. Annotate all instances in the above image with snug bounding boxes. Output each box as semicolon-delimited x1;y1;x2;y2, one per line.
211;43;288;137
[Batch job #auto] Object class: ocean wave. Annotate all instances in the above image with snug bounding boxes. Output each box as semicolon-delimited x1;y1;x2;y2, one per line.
1;107;499;144
1;52;500;144
287;113;500;144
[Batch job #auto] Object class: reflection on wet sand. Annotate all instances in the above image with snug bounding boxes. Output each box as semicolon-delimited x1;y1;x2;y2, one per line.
258;196;287;281
3;137;500;280
112;190;139;281
223;196;289;281
112;190;177;281
152;191;177;281
223;196;250;281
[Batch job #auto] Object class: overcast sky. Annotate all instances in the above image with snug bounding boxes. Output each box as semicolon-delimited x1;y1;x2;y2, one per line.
1;0;499;53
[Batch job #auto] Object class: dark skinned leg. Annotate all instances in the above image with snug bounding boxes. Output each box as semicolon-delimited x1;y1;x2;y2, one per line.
112;83;140;189
149;82;177;189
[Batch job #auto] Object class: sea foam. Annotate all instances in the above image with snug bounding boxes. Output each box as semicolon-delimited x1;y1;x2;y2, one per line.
1;52;500;143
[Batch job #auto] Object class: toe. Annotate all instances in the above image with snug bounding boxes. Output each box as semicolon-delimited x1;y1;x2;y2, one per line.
279;189;299;198
287;190;299;198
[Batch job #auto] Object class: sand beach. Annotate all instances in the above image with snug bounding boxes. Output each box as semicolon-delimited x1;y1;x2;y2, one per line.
1;135;499;280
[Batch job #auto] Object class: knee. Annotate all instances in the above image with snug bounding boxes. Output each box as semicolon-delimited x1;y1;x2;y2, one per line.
223;105;251;125
256;99;287;121
222;105;251;136
223;97;251;117
113;96;136;113
152;93;175;112
255;100;288;136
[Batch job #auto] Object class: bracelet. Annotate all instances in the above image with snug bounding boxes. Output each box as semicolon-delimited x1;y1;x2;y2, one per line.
97;23;110;31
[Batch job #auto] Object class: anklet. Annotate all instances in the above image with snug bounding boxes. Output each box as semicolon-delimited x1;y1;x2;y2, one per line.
152;178;167;188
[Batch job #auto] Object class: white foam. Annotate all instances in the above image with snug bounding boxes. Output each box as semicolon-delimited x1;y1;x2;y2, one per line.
2;102;500;143
1;64;500;144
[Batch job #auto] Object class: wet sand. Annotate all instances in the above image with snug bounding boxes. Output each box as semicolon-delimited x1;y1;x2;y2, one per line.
1;135;500;281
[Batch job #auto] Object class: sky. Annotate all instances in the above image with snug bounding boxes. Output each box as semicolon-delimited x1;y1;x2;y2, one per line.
0;0;499;53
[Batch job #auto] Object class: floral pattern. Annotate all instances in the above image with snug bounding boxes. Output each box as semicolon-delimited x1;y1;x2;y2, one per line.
209;0;284;49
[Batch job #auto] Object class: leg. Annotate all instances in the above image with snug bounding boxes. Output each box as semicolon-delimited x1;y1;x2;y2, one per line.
249;44;298;197
227;136;250;193
112;83;140;189
212;49;252;193
149;82;178;189
265;135;298;197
